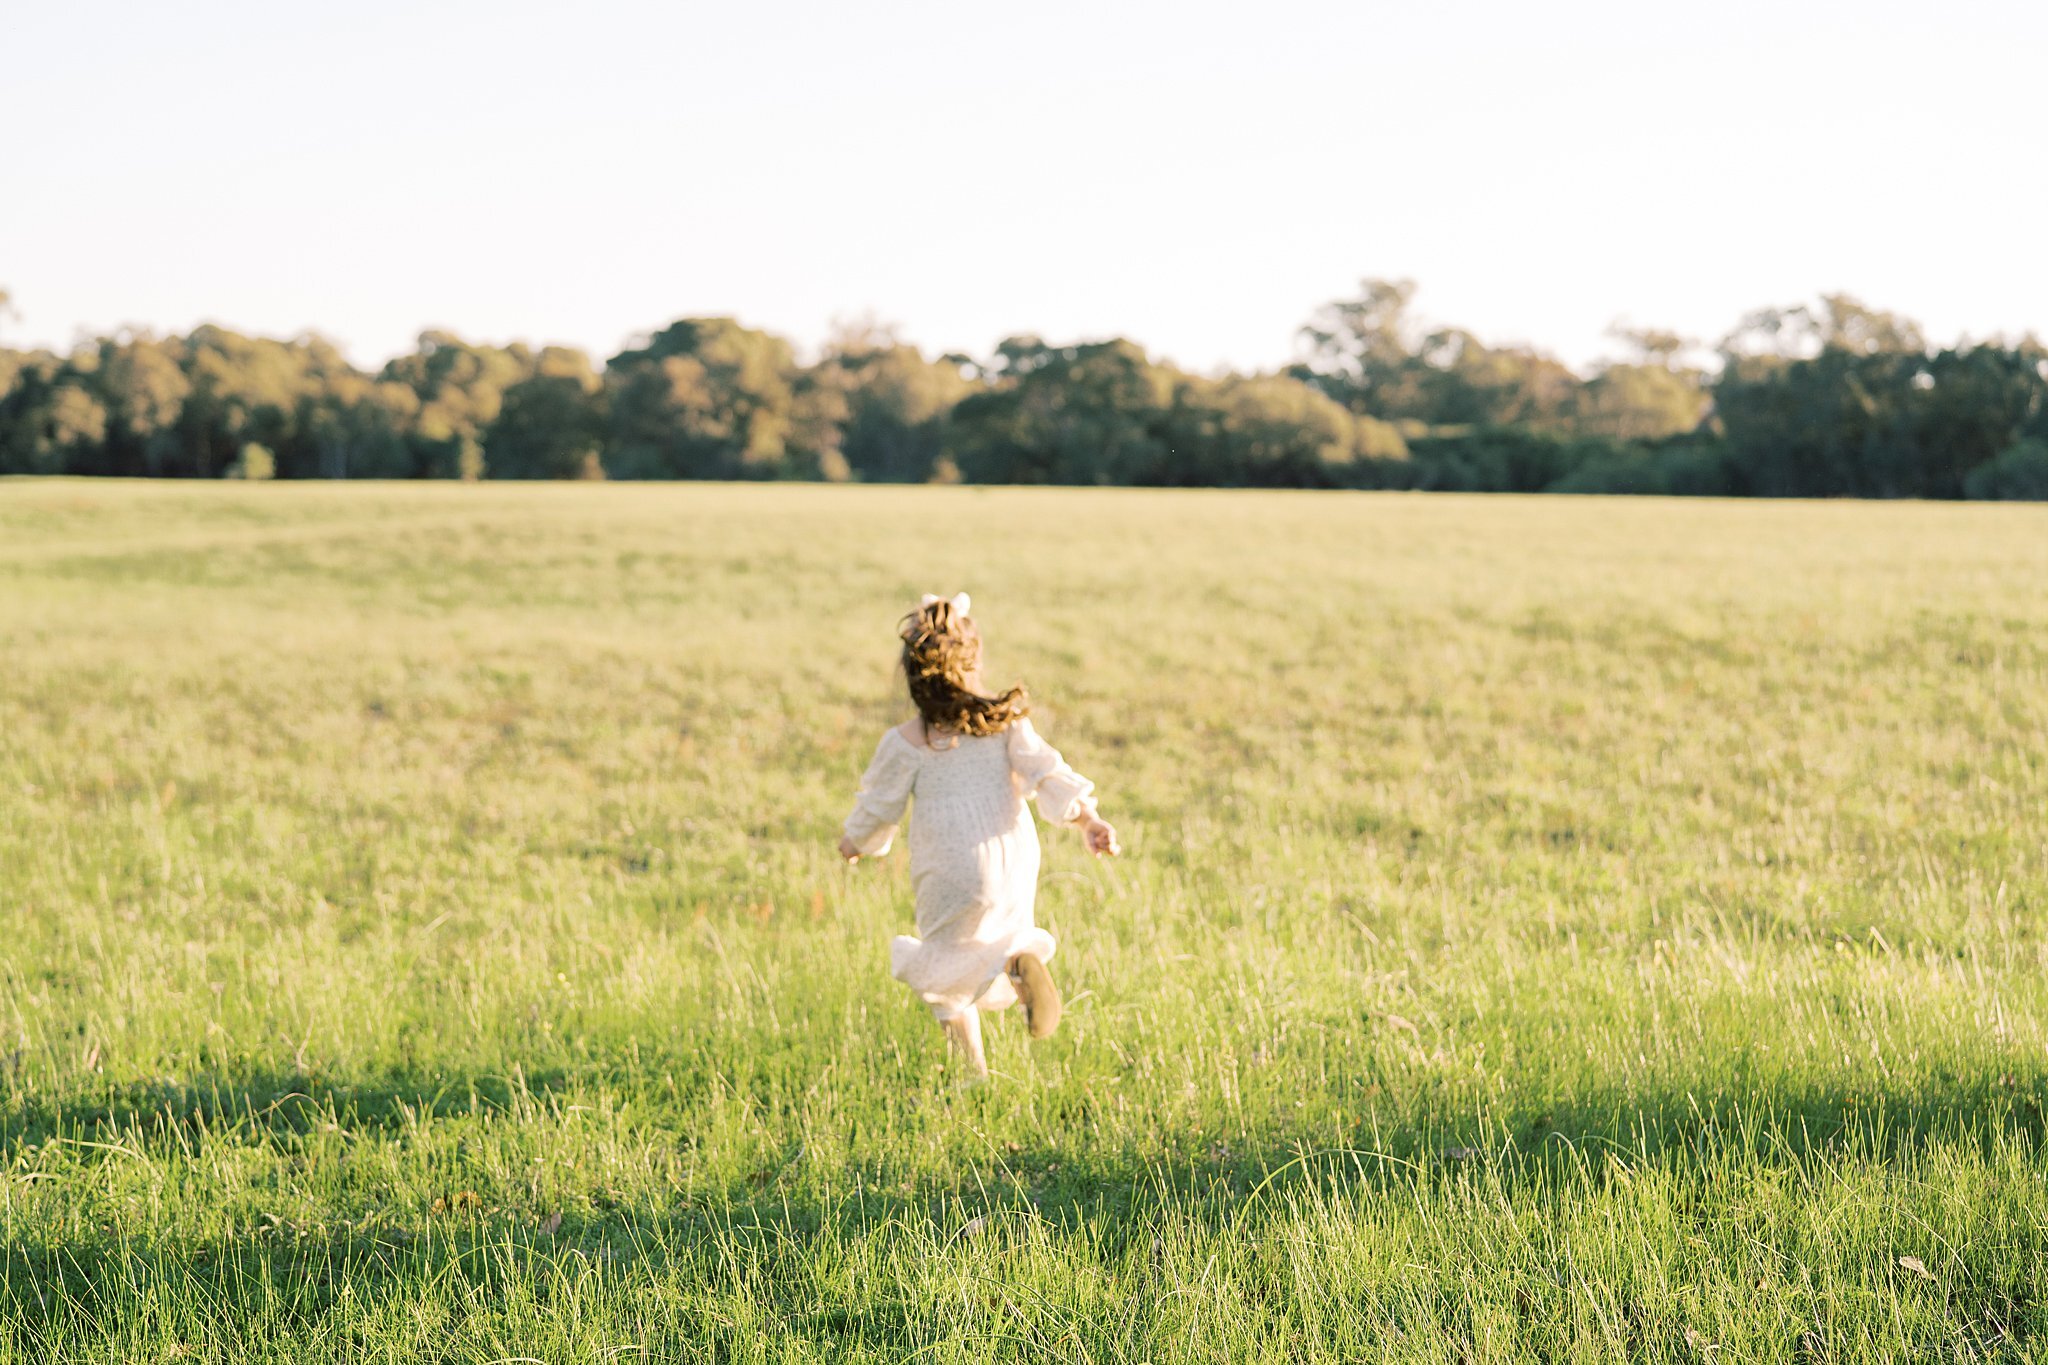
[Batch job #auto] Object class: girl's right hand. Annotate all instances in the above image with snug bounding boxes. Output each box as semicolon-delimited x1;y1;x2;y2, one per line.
1082;818;1120;857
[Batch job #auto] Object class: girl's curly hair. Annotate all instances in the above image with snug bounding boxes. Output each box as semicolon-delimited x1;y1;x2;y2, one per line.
899;598;1028;737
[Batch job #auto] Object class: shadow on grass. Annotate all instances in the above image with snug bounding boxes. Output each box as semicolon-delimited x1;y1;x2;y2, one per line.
0;1064;580;1147
3;1064;2045;1353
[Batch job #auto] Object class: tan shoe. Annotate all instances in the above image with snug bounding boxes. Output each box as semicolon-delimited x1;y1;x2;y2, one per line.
1007;953;1062;1040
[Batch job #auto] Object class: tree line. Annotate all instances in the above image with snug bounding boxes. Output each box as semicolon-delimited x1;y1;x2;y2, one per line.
2;282;2043;498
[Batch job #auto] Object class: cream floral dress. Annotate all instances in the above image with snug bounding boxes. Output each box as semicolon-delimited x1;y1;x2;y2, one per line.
843;718;1095;1019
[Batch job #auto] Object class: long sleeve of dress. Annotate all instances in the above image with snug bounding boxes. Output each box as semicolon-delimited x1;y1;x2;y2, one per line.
1006;717;1096;828
843;731;918;856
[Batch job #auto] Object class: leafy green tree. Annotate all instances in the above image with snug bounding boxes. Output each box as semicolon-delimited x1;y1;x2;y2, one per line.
485;348;606;479
604;319;799;479
1964;439;2048;500
1569;363;1707;441
1902;344;2048;495
1410;331;1579;429
0;282;2036;499
1564;325;1710;441
1299;279;1585;431
299;365;418;481
1166;373;1407;486
1609;326;1694;368
947;337;1406;487
804;323;974;483
37;382;110;472
381;331;536;480
176;327;315;476
0;347;27;405
1817;294;1927;356
0;348;67;474
75;334;191;476
1718;297;1925;363
1298;278;1428;419
947;338;1175;485
170;328;410;479
1714;301;2045;499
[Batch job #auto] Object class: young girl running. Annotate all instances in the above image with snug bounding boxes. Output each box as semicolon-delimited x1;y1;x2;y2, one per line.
838;593;1118;1079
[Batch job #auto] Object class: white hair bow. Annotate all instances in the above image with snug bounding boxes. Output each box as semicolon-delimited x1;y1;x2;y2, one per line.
920;592;971;617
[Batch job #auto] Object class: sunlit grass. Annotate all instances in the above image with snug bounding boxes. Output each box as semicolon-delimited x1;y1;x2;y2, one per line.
2;479;2046;1361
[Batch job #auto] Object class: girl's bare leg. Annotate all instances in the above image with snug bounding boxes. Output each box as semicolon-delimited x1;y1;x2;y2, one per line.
941;1008;988;1081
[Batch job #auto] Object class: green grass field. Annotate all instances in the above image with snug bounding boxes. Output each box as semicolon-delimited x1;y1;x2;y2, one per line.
3;480;2047;1362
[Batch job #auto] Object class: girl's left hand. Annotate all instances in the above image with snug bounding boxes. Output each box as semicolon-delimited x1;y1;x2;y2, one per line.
1082;818;1120;857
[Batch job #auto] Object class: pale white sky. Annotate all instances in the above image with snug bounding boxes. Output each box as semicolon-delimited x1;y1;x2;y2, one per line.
4;0;2044;374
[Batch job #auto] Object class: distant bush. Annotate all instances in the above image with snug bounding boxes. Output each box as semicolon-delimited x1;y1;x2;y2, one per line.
1403;428;1635;494
1963;439;2048;501
229;442;275;480
1547;440;1741;497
